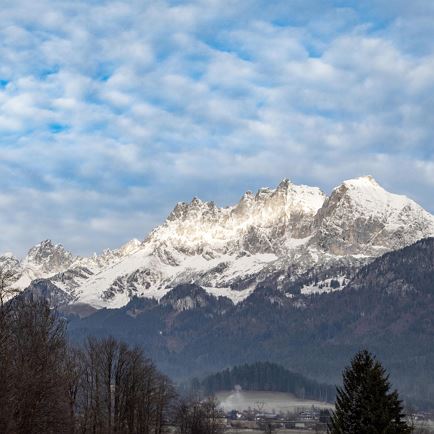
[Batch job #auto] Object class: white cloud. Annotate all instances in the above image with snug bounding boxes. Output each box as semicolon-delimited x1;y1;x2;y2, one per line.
0;0;433;256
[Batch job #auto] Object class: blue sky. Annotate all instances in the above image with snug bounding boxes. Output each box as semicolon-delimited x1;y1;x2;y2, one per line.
1;0;434;256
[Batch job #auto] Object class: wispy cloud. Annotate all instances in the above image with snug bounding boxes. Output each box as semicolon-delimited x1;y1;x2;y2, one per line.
1;0;433;256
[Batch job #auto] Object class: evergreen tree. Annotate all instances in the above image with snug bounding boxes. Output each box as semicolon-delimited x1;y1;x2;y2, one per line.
328;350;411;434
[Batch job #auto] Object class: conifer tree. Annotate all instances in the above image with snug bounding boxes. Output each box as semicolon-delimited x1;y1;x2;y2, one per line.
328;350;412;434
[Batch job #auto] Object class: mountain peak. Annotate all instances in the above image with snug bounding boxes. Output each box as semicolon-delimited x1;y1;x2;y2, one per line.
34;239;56;249
313;176;434;255
241;190;254;200
342;175;380;189
167;196;217;222
277;178;291;190
24;239;75;272
334;175;410;210
191;196;203;205
27;239;65;256
255;187;274;200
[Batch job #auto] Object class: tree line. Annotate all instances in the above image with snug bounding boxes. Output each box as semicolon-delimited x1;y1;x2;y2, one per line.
0;297;225;434
196;361;336;402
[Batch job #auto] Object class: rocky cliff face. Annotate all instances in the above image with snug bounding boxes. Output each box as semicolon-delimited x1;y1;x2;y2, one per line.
23;240;75;273
3;240;77;291
150;178;325;257
2;176;434;308
312;176;434;255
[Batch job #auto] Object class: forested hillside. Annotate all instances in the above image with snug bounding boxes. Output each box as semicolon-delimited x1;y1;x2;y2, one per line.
197;362;335;402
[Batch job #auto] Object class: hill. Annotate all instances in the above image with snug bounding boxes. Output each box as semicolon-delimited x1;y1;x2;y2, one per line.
196;362;336;402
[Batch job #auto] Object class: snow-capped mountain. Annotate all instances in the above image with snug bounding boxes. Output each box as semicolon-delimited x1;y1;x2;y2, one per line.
1;240;75;292
3;239;143;294
313;176;434;255
2;176;434;309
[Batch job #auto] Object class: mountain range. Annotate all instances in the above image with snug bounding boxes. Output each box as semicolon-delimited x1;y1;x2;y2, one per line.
3;175;434;310
2;175;434;407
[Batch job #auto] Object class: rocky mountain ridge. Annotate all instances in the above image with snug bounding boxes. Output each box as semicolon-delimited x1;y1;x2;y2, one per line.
2;176;434;309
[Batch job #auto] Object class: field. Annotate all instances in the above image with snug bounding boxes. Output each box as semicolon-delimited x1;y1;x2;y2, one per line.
216;390;333;413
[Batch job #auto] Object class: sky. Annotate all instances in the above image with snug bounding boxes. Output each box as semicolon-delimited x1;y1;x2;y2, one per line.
1;0;434;257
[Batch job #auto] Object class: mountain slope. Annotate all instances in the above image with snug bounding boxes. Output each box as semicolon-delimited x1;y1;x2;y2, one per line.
67;237;434;406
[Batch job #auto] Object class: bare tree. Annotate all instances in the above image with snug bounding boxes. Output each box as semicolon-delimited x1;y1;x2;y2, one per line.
63;346;83;434
0;299;176;434
5;298;70;433
74;336;175;434
0;300;14;433
174;395;226;434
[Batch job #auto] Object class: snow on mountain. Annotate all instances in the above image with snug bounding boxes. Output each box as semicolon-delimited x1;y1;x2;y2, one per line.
313;176;434;255
2;176;434;308
2;239;144;299
149;178;325;257
10;240;76;291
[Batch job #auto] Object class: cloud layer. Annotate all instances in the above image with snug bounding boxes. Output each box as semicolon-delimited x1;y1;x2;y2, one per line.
1;0;434;256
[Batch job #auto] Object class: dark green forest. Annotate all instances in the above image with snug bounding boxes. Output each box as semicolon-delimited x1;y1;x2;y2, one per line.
196;361;336;402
